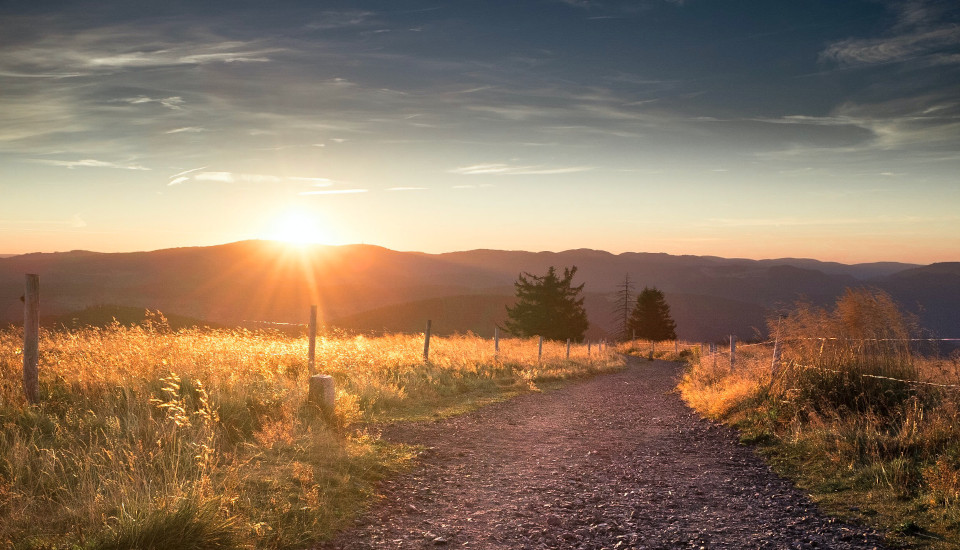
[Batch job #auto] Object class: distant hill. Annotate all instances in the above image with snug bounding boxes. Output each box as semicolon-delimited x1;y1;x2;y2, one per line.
330;294;516;338
52;305;223;331
0;240;954;341
878;263;960;340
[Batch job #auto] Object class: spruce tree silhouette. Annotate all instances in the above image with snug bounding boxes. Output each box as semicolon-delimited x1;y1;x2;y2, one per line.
504;266;589;341
628;286;677;342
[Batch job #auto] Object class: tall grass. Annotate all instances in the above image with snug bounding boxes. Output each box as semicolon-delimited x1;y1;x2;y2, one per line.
679;288;960;546
0;315;621;549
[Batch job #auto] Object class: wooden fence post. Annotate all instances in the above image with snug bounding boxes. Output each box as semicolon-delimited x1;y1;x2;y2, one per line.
494;326;499;355
423;320;432;362
730;335;737;368
308;305;317;376
308;374;336;418
23;274;39;404
566;338;571;359
538;336;543;362
588;341;592;356
675;340;679;355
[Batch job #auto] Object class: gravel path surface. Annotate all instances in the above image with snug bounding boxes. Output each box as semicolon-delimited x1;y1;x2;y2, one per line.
322;358;885;549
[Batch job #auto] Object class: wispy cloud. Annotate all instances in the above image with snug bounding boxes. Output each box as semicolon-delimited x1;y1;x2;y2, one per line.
305;11;379;30
169;170;335;187
31;158;149;170
0;26;279;78
114;96;185;110
169;166;208;179
84;47;275;70
823;26;960;66
704;215;960;228
450;163;593;175
386;186;428;191
821;0;960;67
165;127;205;134
298;189;368;195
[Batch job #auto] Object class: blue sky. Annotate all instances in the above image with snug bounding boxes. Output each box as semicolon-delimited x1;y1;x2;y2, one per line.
1;0;958;262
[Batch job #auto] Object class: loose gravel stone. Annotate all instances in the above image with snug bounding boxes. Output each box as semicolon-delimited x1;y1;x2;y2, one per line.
321;358;885;549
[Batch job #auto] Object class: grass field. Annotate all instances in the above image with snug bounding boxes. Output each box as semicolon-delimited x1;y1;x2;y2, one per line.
676;289;960;548
0;314;622;549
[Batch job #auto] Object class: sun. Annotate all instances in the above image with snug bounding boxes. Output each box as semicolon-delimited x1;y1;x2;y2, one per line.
265;211;331;245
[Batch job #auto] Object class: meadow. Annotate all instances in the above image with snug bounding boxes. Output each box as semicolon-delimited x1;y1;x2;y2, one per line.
676;289;960;547
0;314;622;549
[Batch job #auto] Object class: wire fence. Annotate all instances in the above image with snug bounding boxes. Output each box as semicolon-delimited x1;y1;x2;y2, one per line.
694;334;960;391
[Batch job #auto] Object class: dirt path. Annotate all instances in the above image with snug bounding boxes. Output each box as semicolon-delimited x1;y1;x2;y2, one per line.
322;358;885;549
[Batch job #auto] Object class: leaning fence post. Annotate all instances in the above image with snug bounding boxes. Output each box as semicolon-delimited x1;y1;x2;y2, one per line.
23;274;39;404
538;336;543;362
423;320;432;362
730;335;737;368
308;305;317;376
494;326;500;355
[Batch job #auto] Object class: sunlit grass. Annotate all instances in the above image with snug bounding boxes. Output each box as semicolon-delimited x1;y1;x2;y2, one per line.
677;289;960;547
0;315;621;549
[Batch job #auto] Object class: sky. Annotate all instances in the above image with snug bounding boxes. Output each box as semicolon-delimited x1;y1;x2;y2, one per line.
1;0;959;264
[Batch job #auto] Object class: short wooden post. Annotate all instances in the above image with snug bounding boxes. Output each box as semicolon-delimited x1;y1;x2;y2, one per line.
588;341;592;355
650;340;655;356
566;338;571;359
423;320;432;362
494;326;500;355
730;335;737;368
308;305;317;376
675;340;679;355
538;336;543;362
308;374;335;417
23;274;39;404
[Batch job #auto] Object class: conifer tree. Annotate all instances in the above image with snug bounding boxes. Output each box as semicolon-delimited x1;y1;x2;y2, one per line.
628;286;677;342
504;266;589;341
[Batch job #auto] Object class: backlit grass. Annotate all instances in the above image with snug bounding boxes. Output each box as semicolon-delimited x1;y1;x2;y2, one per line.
0;314;622;549
678;289;960;547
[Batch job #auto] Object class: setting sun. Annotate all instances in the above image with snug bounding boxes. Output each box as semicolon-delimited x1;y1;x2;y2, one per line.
264;210;331;245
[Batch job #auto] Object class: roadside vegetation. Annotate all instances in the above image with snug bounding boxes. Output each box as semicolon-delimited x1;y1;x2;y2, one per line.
677;288;960;547
0;313;622;549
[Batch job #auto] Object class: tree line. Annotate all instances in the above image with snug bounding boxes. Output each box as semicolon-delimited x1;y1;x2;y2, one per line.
503;266;676;342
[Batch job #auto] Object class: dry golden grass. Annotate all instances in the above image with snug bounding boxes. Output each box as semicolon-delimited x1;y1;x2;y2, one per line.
677;289;960;547
0;315;622;549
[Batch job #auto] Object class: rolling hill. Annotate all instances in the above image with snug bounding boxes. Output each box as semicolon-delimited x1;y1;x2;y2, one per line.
0;241;955;342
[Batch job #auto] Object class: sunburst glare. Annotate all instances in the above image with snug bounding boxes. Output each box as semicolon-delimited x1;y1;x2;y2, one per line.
264;210;331;245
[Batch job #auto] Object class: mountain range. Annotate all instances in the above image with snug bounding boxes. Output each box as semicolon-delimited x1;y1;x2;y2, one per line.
1;240;957;343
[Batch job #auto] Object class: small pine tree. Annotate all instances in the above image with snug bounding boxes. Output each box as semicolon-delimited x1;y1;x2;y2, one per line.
504;266;589;342
628;286;677;342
